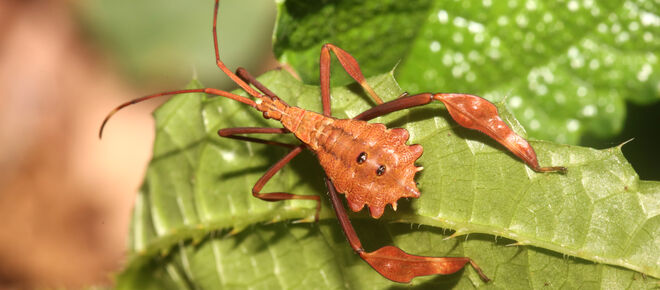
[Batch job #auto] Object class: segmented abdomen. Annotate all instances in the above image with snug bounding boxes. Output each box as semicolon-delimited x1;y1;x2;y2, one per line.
281;107;423;218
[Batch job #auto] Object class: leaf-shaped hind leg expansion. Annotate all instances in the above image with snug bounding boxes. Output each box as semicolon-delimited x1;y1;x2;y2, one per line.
324;178;489;283
252;145;321;222
354;93;566;173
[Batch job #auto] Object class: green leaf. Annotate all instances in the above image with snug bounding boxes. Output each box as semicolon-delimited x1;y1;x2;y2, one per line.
117;70;659;288
273;0;660;144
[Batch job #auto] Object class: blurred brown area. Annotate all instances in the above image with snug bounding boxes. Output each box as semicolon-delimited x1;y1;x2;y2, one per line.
0;0;147;288
0;0;276;288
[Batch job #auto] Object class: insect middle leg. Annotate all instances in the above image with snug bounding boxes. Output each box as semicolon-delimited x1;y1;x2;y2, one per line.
252;145;321;222
217;127;320;220
320;43;384;116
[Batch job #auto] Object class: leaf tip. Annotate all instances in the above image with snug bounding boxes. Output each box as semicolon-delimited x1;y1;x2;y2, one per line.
444;228;470;240
617;138;635;149
506;240;531;247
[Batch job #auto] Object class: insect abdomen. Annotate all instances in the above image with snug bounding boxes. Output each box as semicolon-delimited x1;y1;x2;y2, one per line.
282;110;423;218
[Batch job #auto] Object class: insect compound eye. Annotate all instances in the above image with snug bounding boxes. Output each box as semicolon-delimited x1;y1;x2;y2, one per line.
376;165;386;176
356;152;367;164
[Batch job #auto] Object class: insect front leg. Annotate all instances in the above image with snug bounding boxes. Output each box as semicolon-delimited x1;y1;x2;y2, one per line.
235;68;282;102
210;0;261;99
324;178;490;283
218;127;295;148
252;146;321;222
353;93;566;173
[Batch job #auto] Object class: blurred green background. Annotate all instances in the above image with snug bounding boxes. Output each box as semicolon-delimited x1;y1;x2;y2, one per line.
76;0;277;88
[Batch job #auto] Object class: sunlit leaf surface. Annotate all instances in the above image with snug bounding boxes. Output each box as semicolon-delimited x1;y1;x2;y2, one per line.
274;0;660;144
117;71;660;289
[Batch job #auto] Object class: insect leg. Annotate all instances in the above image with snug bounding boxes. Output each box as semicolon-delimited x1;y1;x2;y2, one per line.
218;127;295;148
211;0;261;99
432;93;566;173
320;44;384;116
252;145;321;222
235;68;283;103
353;93;566;173
324;178;490;283
353;93;433;121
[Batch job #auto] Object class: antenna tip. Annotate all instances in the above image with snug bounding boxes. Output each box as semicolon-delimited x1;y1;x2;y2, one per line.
98;109;117;140
98;122;107;139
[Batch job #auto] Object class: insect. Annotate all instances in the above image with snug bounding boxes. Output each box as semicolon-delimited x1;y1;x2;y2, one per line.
100;0;566;284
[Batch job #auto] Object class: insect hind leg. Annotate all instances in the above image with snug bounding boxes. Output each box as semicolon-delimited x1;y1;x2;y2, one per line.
323;178;490;283
351;93;566;173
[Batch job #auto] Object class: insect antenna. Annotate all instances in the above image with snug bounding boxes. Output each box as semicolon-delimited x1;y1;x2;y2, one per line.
99;0;271;140
99;87;256;139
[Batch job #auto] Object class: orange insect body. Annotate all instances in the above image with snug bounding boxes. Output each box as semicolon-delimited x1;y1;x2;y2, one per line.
100;1;567;283
257;96;422;218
